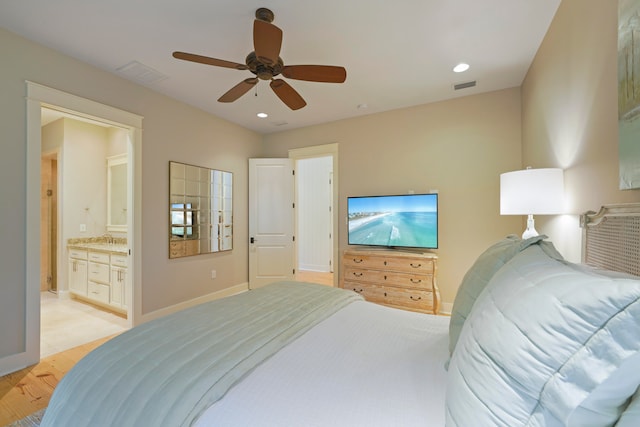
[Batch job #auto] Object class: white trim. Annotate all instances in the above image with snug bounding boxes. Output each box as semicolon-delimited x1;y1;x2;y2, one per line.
439;302;453;316
27;81;143;128
0;81;143;375
140;283;249;324
288;143;339;286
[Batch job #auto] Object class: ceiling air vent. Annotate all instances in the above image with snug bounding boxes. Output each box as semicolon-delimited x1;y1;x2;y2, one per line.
453;80;477;91
116;60;167;84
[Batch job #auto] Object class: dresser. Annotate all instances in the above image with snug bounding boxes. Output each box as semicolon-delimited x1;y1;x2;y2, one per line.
341;249;440;314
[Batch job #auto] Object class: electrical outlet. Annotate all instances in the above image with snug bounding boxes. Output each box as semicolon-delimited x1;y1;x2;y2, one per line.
80;224;87;232
210;270;217;279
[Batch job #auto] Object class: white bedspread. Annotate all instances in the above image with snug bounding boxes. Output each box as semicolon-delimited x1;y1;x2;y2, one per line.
196;299;450;426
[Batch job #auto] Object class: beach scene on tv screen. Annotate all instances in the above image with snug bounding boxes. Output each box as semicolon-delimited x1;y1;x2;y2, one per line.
348;195;437;248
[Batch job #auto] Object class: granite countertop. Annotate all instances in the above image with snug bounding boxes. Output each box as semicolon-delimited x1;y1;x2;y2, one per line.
68;237;128;254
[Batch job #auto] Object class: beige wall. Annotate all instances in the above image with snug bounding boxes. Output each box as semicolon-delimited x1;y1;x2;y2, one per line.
522;0;640;260
0;28;262;363
263;88;523;304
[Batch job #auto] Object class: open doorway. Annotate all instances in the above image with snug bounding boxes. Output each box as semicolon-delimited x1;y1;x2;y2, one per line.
21;81;142;369
39;108;131;357
289;143;338;287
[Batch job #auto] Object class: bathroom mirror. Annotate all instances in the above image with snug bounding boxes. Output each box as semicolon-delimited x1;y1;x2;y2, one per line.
169;161;233;258
107;154;127;232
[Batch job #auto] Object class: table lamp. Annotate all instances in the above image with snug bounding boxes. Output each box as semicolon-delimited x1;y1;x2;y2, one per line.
500;168;564;239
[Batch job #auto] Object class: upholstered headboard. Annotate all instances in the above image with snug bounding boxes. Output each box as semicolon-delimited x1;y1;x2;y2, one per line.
581;203;640;277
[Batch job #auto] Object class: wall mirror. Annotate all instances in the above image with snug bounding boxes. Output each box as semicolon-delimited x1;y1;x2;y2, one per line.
169;161;233;258
107;154;127;232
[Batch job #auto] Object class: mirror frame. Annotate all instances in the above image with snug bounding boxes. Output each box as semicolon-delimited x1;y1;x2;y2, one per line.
169;161;233;258
106;154;127;233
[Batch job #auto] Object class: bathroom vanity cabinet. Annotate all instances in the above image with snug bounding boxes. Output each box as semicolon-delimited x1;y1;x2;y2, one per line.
68;244;128;315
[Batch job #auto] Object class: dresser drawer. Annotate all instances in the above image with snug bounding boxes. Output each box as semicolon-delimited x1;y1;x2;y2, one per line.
343;282;434;313
343;253;434;274
344;267;433;290
88;261;110;284
88;251;110;264
382;256;434;274
88;282;110;304
374;285;434;312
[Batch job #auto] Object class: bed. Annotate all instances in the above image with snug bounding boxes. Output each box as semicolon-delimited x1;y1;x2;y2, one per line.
40;203;640;427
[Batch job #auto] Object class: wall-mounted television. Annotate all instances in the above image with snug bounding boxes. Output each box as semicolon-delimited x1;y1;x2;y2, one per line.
347;193;438;250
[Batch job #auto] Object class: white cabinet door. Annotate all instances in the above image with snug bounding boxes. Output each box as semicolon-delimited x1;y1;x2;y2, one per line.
110;266;127;309
68;259;87;295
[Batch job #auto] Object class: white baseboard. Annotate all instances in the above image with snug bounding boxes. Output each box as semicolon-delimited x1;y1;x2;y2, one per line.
140;282;248;324
439;302;453;315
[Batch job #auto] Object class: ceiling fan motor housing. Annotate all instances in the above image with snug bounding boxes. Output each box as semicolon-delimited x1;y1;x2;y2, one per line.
246;51;283;80
255;8;275;23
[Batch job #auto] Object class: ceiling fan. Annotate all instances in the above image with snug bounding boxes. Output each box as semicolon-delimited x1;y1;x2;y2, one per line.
172;7;346;110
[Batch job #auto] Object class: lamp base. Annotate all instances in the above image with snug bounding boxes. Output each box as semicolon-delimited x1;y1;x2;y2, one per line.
521;214;539;239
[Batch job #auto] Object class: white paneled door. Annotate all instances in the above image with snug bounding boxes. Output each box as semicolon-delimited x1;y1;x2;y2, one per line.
248;158;295;289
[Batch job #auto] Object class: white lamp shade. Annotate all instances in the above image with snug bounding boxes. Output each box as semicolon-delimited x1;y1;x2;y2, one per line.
500;168;564;215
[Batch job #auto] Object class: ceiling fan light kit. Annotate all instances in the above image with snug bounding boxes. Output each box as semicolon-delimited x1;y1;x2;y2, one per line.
172;7;347;110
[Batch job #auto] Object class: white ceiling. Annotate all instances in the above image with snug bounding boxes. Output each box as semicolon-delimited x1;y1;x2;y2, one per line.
1;0;561;134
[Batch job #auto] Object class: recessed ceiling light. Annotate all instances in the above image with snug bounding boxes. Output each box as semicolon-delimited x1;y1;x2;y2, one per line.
453;63;470;73
257;112;268;118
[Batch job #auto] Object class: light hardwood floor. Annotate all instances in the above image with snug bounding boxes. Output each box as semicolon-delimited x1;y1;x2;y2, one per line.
295;270;334;286
0;273;333;424
0;335;116;426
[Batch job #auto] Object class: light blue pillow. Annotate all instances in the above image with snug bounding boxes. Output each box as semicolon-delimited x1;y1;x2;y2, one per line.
616;387;640;426
447;235;558;358
445;244;640;427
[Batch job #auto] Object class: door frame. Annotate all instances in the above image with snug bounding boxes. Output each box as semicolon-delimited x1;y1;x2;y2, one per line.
288;143;339;287
22;81;142;368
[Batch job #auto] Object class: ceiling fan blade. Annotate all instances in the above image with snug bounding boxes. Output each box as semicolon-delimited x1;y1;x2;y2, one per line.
253;20;282;65
270;79;306;110
173;51;248;70
218;78;259;103
282;65;347;83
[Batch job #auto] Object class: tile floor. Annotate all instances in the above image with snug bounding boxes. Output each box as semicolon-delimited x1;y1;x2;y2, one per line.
40;291;129;358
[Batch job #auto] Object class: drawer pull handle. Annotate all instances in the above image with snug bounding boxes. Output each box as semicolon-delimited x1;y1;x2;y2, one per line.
410;279;422;284
352;272;363;277
353;258;363;263
410;295;422;301
410;263;422;268
352;288;364;293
